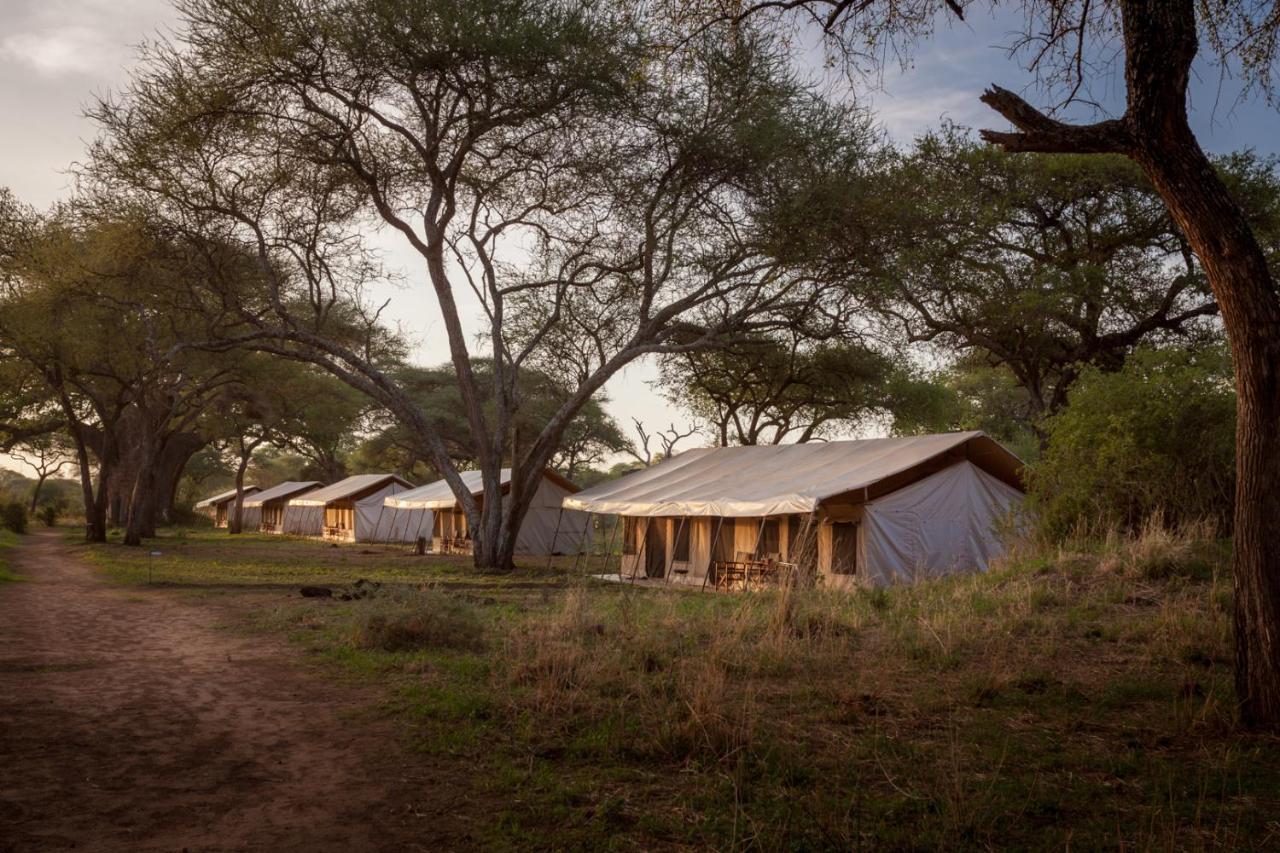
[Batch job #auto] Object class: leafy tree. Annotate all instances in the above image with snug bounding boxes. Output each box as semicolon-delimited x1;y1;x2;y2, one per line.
908;356;1043;463
90;1;879;569
356;361;629;483
8;434;73;512
658;333;927;445
1032;345;1235;539
866;130;1236;423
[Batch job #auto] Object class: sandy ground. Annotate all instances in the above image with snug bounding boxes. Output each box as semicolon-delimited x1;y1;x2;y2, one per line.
0;529;473;852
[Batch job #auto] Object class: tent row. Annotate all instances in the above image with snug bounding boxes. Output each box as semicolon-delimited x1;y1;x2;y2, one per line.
196;431;1026;584
562;431;1026;588
197;469;591;554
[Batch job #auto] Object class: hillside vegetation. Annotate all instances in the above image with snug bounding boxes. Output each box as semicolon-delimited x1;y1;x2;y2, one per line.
80;524;1280;850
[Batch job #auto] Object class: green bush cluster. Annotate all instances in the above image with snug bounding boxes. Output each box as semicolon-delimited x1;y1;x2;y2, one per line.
1;502;28;535
1031;345;1235;540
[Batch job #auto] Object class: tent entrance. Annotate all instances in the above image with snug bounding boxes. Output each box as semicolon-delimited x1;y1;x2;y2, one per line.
831;522;859;576
644;519;667;578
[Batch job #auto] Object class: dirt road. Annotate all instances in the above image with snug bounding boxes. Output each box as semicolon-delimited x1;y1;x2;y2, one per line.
0;530;469;852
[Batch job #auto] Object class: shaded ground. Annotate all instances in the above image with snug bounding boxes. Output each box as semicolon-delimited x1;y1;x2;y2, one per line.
0;529;475;852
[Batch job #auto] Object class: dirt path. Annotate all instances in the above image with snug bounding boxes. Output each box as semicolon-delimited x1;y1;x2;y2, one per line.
0;530;472;852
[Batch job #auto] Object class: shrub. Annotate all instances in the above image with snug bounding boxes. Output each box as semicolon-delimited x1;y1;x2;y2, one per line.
1;502;27;535
1031;345;1235;540
348;588;487;653
37;505;58;528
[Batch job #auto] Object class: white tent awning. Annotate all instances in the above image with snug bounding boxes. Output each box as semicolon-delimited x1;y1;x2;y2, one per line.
562;432;1022;518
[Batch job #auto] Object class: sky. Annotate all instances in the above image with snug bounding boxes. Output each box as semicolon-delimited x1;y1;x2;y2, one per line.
3;0;1279;477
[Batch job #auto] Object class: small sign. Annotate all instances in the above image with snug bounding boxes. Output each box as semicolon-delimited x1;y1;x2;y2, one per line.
149;551;162;557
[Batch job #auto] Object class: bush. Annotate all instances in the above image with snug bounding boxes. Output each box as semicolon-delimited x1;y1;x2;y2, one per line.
37;505;58;528
1;502;28;535
348;589;487;653
1031;345;1235;540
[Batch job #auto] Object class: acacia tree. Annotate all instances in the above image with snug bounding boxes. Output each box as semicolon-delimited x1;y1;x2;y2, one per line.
9;434;72;512
91;0;875;569
1;207;246;543
725;0;1280;727
869;130;1242;424
658;333;911;444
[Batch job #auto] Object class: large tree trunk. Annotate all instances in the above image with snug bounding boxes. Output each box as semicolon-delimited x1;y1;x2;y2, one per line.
979;0;1280;727
1120;0;1280;732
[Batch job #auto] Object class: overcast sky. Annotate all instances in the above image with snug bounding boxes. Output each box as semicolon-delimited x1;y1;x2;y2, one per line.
3;0;1278;476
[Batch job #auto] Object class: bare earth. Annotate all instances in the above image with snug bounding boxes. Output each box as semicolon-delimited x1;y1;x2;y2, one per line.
0;529;471;852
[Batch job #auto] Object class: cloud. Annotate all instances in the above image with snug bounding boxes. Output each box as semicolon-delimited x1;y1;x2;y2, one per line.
0;0;170;78
0;27;120;76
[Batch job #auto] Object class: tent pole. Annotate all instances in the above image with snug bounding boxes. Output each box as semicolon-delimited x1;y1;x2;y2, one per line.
630;517;650;583
664;517;685;585
703;516;726;592
546;508;565;571
600;515;621;578
412;506;429;549
570;512;591;575
747;516;769;590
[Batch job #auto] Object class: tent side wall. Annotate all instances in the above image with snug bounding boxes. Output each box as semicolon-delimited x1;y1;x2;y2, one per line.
858;461;1024;587
359;483;433;544
517;477;590;556
283;501;325;537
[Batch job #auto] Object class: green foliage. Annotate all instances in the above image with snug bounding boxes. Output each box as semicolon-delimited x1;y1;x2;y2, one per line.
659;335;930;444
904;356;1044;461
37;505;58;528
1;501;28;534
1032;345;1235;538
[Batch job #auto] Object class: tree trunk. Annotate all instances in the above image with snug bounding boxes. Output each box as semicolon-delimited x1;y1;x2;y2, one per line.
1133;137;1280;728
1118;0;1280;729
29;474;48;513
228;450;252;535
123;460;155;547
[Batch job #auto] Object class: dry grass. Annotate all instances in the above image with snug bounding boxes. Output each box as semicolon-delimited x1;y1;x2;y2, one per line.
86;520;1280;850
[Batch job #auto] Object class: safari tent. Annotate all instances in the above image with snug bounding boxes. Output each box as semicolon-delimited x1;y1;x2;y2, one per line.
562;432;1025;588
383;468;589;555
285;474;425;543
195;486;262;529
241;481;324;534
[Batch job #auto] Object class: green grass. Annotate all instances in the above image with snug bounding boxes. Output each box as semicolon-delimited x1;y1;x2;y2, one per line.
0;528;21;582
77;524;1280;850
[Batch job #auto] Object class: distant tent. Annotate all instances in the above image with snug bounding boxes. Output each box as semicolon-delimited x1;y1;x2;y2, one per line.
195;486;263;529
285;474;427;543
384;468;588;556
242;481;324;534
563;432;1025;588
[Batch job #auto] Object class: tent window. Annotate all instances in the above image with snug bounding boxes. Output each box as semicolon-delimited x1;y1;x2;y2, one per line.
623;517;638;555
831;522;858;575
673;518;691;562
759;518;780;556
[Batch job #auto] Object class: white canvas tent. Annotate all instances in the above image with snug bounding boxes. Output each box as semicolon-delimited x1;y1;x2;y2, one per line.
195;486;262;529
242;481;324;534
563;432;1025;588
384;468;588;556
286;474;428;543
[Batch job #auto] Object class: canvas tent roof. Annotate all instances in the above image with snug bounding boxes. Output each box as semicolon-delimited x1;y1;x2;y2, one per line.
385;468;580;510
290;474;412;506
562;432;1024;518
195;486;260;509
242;481;323;509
